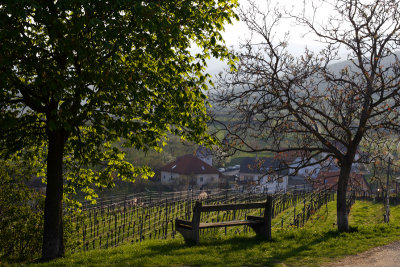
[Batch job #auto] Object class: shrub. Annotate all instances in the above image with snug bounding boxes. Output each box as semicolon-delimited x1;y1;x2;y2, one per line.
0;160;44;261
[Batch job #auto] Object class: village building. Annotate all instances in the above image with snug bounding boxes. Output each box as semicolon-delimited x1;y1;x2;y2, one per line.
314;164;370;191
238;157;289;193
287;175;313;192
288;157;320;178
196;145;213;166
313;143;371;191
276;151;319;192
160;154;220;190
276;148;370;192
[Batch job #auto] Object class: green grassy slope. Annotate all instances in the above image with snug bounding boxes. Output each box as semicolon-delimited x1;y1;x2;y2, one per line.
32;201;400;267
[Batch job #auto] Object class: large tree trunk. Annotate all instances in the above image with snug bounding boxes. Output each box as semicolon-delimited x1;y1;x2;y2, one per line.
41;129;66;260
336;162;352;232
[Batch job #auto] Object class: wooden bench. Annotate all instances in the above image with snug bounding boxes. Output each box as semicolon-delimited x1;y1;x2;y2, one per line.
175;195;272;244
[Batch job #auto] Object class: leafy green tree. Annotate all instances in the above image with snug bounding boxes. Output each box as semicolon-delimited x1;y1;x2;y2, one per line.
0;0;238;260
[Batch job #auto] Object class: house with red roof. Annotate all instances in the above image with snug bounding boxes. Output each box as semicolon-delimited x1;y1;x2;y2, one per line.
313;165;370;191
160;154;221;189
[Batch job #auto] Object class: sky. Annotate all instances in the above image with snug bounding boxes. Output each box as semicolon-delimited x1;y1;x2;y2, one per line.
222;0;334;47
206;0;344;75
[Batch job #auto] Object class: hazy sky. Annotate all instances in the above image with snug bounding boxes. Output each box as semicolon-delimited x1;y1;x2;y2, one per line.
206;0;340;75
221;0;325;47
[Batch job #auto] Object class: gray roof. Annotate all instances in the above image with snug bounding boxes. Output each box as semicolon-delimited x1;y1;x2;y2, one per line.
239;157;288;175
196;145;213;158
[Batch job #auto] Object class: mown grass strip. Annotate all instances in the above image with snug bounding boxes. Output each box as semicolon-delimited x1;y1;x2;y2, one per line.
27;200;400;267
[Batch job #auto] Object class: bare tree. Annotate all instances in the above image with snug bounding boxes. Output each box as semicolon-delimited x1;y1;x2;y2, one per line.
212;0;400;232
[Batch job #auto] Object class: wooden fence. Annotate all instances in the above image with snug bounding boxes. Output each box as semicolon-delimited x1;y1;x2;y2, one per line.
67;188;335;253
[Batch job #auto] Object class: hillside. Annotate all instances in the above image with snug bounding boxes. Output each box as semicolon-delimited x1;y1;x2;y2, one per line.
34;200;400;267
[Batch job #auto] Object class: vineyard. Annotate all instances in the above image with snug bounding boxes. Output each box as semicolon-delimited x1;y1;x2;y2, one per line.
66;187;336;254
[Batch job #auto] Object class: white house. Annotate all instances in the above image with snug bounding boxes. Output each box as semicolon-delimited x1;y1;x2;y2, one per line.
238;157;289;194
160;154;220;189
259;175;289;193
288;157;320;178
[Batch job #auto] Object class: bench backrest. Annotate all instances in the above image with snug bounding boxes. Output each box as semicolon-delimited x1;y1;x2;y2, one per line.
190;196;273;240
192;196;272;222
199;202;267;212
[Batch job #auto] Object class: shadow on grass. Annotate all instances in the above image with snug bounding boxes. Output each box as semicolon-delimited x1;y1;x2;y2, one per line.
147;235;262;253
34;228;370;267
140;230;346;266
263;230;342;266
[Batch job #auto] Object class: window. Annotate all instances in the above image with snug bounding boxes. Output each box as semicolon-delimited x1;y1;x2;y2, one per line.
199;177;203;182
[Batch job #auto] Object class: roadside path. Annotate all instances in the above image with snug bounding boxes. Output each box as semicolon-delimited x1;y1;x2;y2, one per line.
325;241;400;267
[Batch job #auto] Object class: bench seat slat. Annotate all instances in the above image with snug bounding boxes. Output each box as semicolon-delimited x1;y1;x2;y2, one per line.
200;202;266;212
176;219;192;226
199;219;263;229
176;223;193;230
247;215;264;221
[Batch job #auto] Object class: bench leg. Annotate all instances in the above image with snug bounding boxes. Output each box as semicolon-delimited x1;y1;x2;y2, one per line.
250;197;272;240
175;225;199;244
249;223;265;237
249;223;271;239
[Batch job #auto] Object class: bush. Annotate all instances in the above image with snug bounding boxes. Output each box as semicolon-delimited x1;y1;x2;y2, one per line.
0;160;44;261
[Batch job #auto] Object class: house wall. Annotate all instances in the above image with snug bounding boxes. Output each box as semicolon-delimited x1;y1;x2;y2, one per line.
288;157;320;178
260;175;288;194
195;173;219;187
238;171;288;193
160;171;181;184
314;171;370;191
160;171;219;188
239;172;260;182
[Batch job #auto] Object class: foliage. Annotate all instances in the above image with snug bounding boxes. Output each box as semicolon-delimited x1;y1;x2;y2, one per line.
121;135;197;170
0;154;88;262
0;0;238;163
0;0;239;200
0;0;238;258
0;158;44;261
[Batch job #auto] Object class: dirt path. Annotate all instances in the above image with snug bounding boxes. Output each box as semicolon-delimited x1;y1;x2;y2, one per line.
325;241;400;267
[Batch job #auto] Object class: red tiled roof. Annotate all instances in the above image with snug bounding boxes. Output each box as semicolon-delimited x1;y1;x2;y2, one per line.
160;154;220;175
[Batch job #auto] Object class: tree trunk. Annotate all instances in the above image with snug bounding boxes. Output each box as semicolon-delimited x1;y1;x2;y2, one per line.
337;162;352;232
41;129;66;260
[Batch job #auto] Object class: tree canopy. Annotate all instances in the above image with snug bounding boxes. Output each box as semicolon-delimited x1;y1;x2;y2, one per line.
213;0;400;232
0;0;238;260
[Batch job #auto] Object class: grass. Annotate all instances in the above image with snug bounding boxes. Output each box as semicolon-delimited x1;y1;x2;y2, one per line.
24;200;400;267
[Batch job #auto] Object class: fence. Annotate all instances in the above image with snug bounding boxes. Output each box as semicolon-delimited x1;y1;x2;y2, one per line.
67;187;335;253
352;190;400;205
